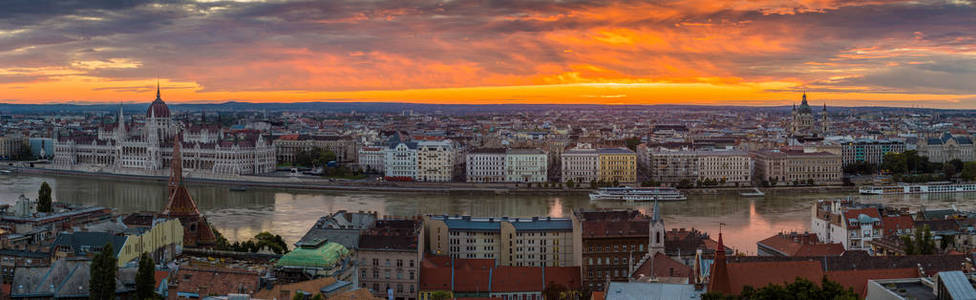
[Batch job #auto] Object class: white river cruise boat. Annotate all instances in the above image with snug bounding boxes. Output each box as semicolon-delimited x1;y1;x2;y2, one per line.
588;187;687;201
860;183;976;195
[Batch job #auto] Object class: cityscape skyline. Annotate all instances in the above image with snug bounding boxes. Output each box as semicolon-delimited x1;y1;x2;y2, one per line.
1;0;974;107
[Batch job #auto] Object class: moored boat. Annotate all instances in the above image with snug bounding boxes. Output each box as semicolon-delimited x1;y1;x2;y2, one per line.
589;186;687;201
859;183;976;195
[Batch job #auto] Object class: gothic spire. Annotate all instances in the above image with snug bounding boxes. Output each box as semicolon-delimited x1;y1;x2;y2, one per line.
709;232;731;294
156;80;161;101
651;199;661;223
168;131;183;196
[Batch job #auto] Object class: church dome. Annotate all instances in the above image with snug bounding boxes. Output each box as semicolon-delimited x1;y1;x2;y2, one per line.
147;85;171;118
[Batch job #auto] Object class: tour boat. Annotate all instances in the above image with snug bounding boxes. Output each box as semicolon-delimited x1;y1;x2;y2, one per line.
860;183;976;195
588;187;687;201
739;188;765;197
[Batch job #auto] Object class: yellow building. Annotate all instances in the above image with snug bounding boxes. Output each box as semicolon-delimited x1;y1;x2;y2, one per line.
118;218;184;267
597;148;637;183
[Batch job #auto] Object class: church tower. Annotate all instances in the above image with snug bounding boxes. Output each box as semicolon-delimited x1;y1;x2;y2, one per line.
649;200;666;256
821;103;829;136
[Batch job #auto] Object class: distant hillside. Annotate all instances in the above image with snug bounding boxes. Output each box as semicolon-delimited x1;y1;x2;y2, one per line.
0;101;966;114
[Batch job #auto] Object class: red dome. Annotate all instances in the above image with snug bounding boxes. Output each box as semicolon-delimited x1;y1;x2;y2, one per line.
148;98;171;118
147;85;170;118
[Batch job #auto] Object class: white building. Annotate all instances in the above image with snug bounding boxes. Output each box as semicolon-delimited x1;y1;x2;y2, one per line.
561;144;599;184
697;151;752;186
52;88;276;177
918;133;974;163
358;145;385;173
466;148;507;183
810;200;882;251
384;139;418;180
506;148;548;182
416;140;455;182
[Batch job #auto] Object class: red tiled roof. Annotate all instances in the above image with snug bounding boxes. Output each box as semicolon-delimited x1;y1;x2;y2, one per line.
825;268;919;297
843;208;881;228
175;266;260;296
543;267;582;290
492;266;542;292
758;233;845;257
632;252;693;282
881;216;915;236
453;259;493;293
724;261;824;294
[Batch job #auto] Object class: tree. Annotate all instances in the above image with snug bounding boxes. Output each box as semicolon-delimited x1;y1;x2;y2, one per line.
769;177;778;186
89;242;117;300
254;232;289;254
703;276;857;300
37;181;52;213
944;163;958;179
589;180;597;189
566;179;576;189
623;137;641;151
612;179;620;187
903;225;936;255
429;291;452;300
962;162;976;181
136;252;156;300
543;282;568;300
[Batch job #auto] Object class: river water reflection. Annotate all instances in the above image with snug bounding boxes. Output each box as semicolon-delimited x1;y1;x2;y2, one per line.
4;174;976;254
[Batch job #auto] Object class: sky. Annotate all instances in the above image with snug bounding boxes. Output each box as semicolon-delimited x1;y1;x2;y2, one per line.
0;0;974;107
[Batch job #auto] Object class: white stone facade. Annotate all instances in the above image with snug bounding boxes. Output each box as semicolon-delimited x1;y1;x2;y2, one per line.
466;149;506;183
52;91;275;176
416;140;455;182
505;149;548;183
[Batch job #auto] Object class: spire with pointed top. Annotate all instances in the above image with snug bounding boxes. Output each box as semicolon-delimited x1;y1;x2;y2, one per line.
652;199;661;223
168;132;183;196
709;231;731;294
156;80;161;101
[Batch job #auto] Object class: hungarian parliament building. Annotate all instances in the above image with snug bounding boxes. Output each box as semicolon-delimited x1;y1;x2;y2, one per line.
52;87;276;177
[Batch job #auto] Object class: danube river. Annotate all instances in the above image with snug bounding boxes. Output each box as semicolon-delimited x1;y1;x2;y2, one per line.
4;173;976;254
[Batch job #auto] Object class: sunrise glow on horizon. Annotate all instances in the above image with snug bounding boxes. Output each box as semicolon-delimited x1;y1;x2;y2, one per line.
1;0;974;108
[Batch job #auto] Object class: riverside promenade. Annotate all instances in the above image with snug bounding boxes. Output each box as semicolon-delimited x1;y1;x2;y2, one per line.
11;166;856;196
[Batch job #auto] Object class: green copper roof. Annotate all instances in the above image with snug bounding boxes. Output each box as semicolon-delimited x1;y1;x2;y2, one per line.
276;242;349;268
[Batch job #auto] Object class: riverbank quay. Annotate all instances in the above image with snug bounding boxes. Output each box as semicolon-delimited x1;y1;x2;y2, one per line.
13;166;856;196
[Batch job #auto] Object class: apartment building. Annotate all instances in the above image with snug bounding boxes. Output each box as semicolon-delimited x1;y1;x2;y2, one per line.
572;209;650;291
466;148;507;183
639;146;698;186
424;215;575;267
358;219;423;300
384;140;418;180
753;150;842;185
358;145;386;173
0;134;28;160
505;148;548;183
810;200;884;251
561;145;599;184
416;140;455;182
840;139;906;166
597;148;637;184
273;134;358;164
698;151;752;186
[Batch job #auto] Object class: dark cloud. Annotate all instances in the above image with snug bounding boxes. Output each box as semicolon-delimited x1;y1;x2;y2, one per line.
0;0;973;95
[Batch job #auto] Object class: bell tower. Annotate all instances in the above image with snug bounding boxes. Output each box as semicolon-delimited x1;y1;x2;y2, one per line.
649;200;665;256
